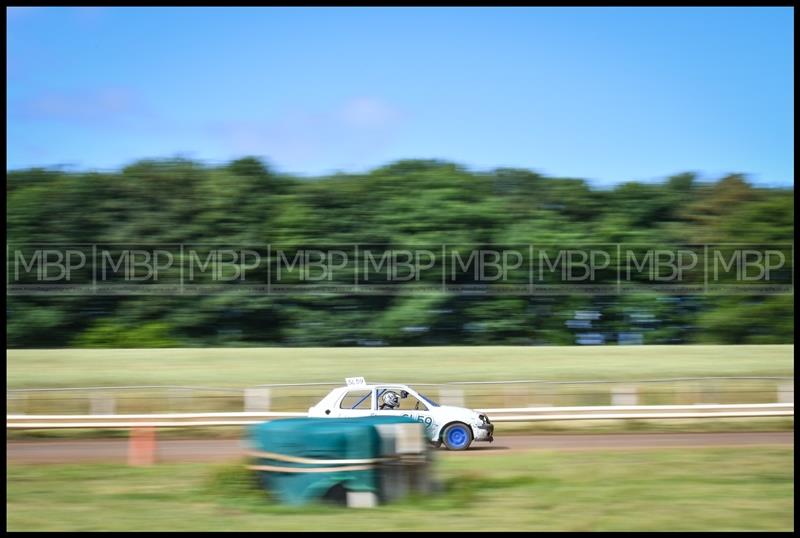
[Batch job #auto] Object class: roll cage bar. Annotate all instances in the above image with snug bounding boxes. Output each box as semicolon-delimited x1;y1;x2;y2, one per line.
350;386;438;410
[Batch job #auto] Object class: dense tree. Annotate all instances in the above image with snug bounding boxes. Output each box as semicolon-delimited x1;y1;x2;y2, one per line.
6;158;794;347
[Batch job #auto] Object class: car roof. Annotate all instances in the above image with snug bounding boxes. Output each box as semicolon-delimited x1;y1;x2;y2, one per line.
340;383;410;389
333;384;418;394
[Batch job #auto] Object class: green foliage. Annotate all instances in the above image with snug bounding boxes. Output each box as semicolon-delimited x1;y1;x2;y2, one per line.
74;320;180;348
6;157;794;347
694;295;795;345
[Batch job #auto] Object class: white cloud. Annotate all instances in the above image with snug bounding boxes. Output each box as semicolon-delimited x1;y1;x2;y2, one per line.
12;87;151;127
338;97;402;129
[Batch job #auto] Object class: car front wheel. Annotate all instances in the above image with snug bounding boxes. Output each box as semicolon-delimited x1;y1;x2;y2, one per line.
442;423;473;450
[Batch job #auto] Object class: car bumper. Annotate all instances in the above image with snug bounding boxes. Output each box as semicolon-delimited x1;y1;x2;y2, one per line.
474;422;494;442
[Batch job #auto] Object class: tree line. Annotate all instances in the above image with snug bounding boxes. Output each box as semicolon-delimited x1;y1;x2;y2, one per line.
6;158;794;347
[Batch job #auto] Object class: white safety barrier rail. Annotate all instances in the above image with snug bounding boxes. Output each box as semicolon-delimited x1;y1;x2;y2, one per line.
480;403;795;421
7;403;793;429
6;411;307;429
482;403;794;422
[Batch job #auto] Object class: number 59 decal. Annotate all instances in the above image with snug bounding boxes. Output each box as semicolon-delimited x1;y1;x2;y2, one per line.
403;413;434;429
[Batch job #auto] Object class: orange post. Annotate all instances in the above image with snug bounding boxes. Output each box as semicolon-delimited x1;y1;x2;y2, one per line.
128;426;156;466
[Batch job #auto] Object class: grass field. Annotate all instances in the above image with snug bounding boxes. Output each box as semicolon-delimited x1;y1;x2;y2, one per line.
6;447;794;531
6;345;794;388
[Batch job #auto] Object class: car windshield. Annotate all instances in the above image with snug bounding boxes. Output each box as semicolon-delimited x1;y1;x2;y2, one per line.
418;393;439;407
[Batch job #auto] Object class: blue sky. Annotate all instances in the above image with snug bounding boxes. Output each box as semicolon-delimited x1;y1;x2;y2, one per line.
6;7;794;186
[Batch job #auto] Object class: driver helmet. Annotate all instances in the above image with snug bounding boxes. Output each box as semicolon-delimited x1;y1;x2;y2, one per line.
382;391;400;409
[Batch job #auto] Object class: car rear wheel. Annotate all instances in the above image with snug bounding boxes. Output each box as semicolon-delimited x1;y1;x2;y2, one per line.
442;423;472;450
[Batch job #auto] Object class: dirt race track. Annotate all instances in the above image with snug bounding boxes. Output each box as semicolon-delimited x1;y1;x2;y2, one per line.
6;432;793;464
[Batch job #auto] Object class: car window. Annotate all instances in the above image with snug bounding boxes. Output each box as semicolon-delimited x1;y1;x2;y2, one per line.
376;388;429;411
400;393;429;411
418;393;439;407
339;390;372;410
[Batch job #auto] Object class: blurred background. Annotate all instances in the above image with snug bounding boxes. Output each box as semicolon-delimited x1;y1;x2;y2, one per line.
6;161;795;348
6;6;794;532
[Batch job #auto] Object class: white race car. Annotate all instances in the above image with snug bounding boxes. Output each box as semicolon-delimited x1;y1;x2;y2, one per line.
308;377;494;450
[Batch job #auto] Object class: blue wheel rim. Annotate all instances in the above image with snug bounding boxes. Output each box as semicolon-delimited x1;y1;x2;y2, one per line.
446;426;468;448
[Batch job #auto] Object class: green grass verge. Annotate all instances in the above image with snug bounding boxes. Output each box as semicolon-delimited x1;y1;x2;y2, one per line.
6;447;794;531
7;345;794;388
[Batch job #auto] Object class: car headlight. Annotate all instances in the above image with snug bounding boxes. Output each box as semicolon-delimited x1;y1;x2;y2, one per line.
479;414;490;424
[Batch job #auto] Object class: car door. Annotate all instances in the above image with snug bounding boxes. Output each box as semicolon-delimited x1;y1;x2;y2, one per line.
373;387;435;434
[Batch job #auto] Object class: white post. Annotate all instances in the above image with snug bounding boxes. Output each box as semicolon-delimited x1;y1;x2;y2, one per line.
504;384;515;408
245;388;272;412
347;491;378;508
89;392;116;415
778;382;794;403
438;387;464;407
611;385;638;406
8;393;27;415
